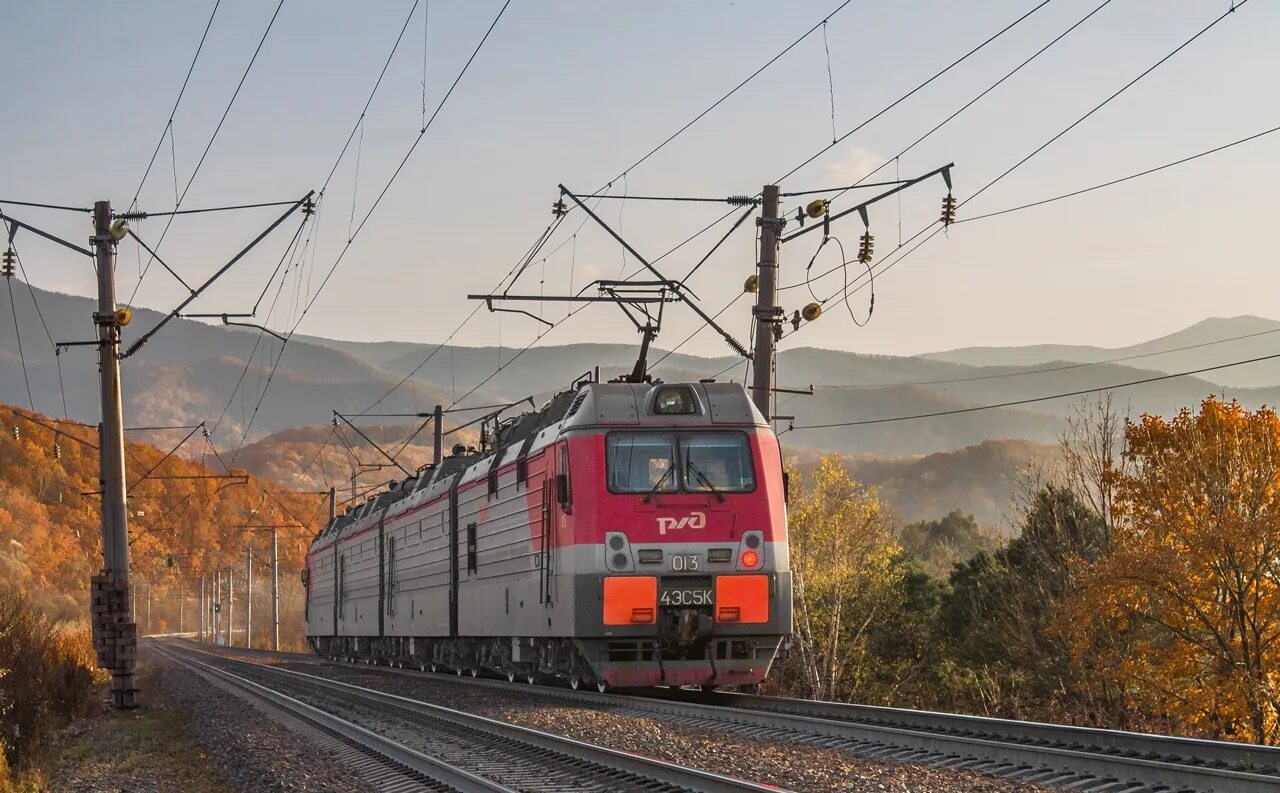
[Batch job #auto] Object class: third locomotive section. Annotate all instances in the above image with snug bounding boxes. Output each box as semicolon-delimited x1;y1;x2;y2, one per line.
304;380;792;689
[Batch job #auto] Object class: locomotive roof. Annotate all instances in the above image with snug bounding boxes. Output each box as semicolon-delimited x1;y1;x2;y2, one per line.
310;380;766;546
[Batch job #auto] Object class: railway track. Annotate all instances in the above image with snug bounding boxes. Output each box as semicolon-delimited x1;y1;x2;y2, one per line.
159;642;784;793
174;640;1280;793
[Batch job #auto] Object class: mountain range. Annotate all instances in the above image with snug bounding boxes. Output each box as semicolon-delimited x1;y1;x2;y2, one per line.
3;280;1277;525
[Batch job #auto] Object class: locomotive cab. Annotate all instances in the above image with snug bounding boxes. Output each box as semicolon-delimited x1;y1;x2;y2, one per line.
561;381;792;688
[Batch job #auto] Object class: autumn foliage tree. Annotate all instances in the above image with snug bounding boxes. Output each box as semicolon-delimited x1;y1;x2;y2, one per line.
1065;398;1280;744
777;456;902;701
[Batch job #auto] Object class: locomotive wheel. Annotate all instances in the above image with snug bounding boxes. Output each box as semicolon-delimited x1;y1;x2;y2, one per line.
470;667;479;677
526;674;536;685
569;677;581;690
420;663;427;672
596;682;608;693
455;667;463;676
506;671;516;683
430;664;438;673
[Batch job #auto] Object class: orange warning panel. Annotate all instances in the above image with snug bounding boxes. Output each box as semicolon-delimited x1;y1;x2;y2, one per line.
603;576;658;625
715;575;769;624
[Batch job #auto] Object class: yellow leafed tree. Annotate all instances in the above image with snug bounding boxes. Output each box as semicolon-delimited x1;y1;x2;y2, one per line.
1066;398;1280;743
785;456;901;701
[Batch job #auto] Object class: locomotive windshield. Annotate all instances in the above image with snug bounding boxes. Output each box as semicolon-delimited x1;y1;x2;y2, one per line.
607;432;755;493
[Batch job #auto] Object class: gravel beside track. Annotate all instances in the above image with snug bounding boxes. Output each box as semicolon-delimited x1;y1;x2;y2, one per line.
146;645;368;793
191;642;1047;793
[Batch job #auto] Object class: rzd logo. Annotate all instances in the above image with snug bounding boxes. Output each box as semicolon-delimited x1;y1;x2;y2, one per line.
657;511;706;535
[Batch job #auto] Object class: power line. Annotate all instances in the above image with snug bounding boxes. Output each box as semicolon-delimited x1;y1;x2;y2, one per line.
802;0;1253;320
791;351;1280;430
958;122;1280;224
607;0;858;187
829;326;1280;389
226;1;512;465
774;0;1053;185
821;0;1116;208
0;199;90;213
319;0;422;197
128;0;288;306
371;1;861;412
129;0;223;212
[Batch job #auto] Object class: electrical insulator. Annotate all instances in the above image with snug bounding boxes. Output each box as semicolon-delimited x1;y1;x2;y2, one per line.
53;442;61;461
303;196;317;216
940;193;958;226
10;426;18;441
1;248;14;279
857;232;874;264
551;199;568;217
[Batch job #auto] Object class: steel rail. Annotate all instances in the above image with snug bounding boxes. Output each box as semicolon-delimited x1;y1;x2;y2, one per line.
155;643;512;792
175;640;1280;792
170;642;783;793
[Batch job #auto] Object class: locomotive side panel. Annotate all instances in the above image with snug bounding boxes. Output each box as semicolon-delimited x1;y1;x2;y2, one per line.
384;500;451;638
455;442;575;638
335;522;382;638
305;545;336;637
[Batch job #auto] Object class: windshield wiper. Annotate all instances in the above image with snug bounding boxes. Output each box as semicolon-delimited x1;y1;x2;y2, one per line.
642;467;675;503
687;461;726;503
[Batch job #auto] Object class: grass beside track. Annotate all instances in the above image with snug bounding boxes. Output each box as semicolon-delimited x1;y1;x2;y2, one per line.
37;662;232;793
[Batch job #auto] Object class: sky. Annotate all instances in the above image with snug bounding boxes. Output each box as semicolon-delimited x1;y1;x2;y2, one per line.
2;0;1277;365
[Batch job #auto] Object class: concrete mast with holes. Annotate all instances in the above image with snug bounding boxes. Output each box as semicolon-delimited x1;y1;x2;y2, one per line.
751;186;783;421
90;200;138;708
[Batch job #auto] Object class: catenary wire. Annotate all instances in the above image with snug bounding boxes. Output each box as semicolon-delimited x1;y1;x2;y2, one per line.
826;0;1116;208
774;0;1054;185
791;351;1280;430
958;122;1280;224
128;0;222;212
830;327;1280;389
226;1;512;465
780;0;1116;292
370;1;864;412
803;0;1252;319
128;0;287;306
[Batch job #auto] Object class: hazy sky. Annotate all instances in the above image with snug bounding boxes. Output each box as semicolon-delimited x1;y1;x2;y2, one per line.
2;0;1277;363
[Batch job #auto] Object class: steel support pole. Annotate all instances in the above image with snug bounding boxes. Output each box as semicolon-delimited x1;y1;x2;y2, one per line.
271;527;280;650
94;200;137;708
751;186;783;421
246;546;253;649
198;577;205;641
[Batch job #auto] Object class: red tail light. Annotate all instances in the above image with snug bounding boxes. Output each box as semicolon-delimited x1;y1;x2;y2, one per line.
740;549;760;568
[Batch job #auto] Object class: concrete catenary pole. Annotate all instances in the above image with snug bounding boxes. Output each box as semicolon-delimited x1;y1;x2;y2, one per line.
246;546;254;649
198;577;205;641
93;200;137;708
751;186;783;421
271;527;280;650
213;571;221;644
433;404;443;466
226;568;234;646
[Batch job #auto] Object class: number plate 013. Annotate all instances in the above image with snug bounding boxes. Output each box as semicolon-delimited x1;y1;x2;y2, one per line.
659;588;713;607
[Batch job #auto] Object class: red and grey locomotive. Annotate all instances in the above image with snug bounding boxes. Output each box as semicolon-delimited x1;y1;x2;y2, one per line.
304;378;791;689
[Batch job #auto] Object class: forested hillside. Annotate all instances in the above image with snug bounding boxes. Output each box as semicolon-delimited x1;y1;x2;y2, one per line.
0;404;321;636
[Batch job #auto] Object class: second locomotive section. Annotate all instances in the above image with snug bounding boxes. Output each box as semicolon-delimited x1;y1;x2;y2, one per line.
305;380;792;689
